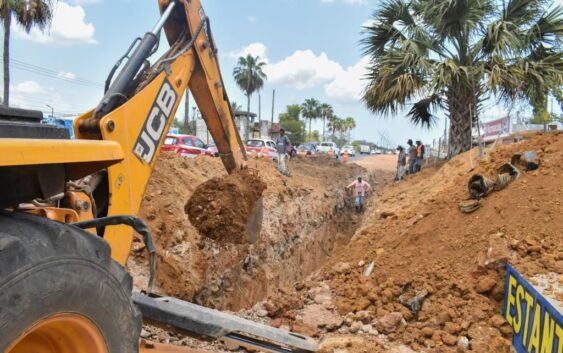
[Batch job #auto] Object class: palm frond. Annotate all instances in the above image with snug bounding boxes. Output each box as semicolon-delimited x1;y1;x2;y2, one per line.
407;94;443;127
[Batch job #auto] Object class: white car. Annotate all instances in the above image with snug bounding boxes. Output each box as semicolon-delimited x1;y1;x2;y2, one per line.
340;145;356;157
317;142;340;156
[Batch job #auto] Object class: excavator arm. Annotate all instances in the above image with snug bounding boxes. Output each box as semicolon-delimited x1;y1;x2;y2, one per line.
73;0;249;264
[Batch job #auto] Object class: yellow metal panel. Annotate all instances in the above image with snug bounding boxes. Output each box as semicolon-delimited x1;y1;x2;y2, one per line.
96;51;196;264
0;139;124;167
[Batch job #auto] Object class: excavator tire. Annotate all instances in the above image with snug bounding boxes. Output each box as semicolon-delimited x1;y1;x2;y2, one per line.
0;212;142;353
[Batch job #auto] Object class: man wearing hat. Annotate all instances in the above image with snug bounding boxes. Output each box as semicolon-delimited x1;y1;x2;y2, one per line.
276;128;292;176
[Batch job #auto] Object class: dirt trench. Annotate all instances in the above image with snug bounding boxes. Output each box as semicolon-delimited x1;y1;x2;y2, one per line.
128;154;384;311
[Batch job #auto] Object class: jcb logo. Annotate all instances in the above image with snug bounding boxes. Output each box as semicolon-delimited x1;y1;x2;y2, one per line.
133;79;177;164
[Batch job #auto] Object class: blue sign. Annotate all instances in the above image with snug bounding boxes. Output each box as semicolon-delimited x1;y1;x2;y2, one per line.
503;264;562;353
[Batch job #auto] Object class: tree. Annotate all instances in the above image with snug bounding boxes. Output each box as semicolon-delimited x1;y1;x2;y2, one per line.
301;98;321;138
279;105;305;145
362;0;563;156
1;0;55;106
305;130;320;142
343;117;356;143
233;55;267;120
319;103;333;141
327;115;342;140
231;101;243;112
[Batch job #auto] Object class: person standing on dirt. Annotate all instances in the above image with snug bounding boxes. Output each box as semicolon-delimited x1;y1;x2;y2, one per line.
276;129;291;176
346;177;372;213
407;139;417;174
416;141;423;172
396;146;407;181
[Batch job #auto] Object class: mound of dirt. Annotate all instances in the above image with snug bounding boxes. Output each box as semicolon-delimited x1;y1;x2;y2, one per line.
185;170;266;244
266;132;562;353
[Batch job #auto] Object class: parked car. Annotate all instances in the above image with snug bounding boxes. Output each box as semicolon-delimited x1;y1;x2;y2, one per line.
297;143;317;156
359;145;371;154
340;145;356;157
162;134;214;158
245;139;278;160
371;148;383;155
317;142;340;156
207;143;219;157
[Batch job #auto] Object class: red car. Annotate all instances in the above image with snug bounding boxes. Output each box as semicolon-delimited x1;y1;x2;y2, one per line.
162;134;214;158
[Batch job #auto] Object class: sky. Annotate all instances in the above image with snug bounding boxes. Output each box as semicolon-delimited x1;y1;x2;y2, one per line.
2;0;561;148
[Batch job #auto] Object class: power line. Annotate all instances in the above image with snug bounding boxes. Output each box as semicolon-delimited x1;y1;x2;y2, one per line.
0;58;104;89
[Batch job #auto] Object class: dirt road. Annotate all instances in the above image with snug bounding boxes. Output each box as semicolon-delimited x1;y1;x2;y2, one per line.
353;154;398;174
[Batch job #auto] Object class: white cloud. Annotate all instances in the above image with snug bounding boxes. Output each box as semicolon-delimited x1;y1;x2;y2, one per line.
324;56;369;103
228;42;268;61
13;1;96;46
248;16;257;22
265;50;343;90
9;80;75;114
57;71;76;80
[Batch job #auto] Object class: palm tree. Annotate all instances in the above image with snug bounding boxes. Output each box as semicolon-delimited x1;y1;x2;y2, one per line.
233;54;267;120
319;103;333;141
231;101;243;112
327;114;341;141
343;117;356;143
301;98;321;138
362;0;563;156
1;0;55;107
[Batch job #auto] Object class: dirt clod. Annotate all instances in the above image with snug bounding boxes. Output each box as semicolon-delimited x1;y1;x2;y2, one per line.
185;169;266;244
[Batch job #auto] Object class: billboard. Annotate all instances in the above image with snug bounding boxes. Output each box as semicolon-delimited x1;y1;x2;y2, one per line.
484;116;511;141
503;264;562;353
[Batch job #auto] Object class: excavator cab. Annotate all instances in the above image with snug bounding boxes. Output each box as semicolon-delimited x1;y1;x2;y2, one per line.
0;1;316;352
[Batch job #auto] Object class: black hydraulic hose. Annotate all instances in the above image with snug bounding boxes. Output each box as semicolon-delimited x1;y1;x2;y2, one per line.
94;1;176;119
72;215;157;294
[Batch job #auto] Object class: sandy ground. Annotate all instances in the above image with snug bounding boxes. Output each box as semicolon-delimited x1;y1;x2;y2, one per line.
353;154;398;174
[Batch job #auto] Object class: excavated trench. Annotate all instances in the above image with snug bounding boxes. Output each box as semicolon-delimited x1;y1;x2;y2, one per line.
130;155;381;312
193;190;367;310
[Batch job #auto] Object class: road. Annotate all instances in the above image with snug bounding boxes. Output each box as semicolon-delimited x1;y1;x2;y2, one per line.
349;154;397;173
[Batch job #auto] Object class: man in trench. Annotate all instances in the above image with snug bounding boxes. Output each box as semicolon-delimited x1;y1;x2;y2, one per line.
347;176;372;213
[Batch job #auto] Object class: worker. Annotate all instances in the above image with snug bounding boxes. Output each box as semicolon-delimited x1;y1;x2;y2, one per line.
396;145;406;181
275;128;291;176
416;140;423;172
346;176;372;213
407;139;417;174
342;150;349;163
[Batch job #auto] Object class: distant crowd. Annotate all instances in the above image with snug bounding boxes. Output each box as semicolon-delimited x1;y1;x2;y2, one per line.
395;139;425;182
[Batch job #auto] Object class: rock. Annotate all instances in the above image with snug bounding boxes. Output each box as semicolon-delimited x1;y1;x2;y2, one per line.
292;321;319;337
349;321;362;334
355;310;372;324
475;276;497;294
361;324;373;333
333;262;352;274
444;322;461;334
442;333;458;346
377;312;404;334
490;314;506;328
457;336;469;352
301;304;343;331
421;327;434;338
256;309;268;317
338;325;350;334
140;329;151;338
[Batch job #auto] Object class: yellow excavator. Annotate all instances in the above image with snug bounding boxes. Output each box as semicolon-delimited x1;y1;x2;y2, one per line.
0;1;317;352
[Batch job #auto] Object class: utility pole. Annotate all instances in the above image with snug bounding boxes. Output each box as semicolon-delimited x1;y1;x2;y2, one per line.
46;104;54;118
184;91;190;134
271;89;275;125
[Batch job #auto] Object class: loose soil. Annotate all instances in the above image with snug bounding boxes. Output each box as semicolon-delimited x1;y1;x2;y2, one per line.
186;169;266;244
131;132;562;353
266;132;562;353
